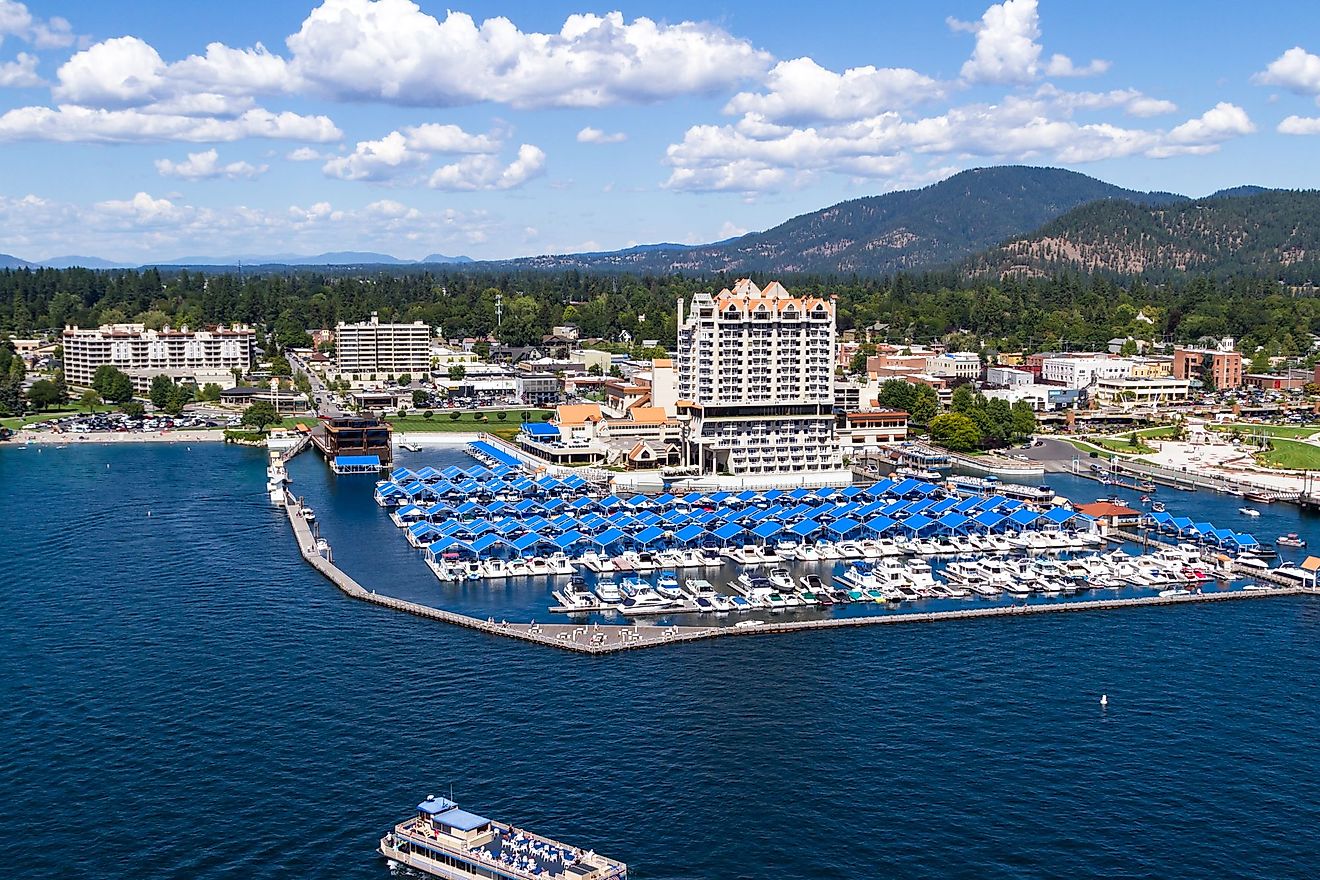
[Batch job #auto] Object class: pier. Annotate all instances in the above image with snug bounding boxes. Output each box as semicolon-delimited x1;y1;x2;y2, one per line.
282;497;1316;655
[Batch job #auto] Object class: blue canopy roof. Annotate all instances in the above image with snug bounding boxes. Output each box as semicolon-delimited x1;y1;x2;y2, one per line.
854;500;887;518
681;492;709;505
675;524;706;543
467;533;504;553
653;493;677;507
839;485;866;498
827;517;862;536
1171;516;1195;530
713;522;744;540
973;510;1006;529
1041;507;1076;524
751;521;782;539
882;500;910;516
787;488;813;500
1149;511;1174;524
953;496;982;512
433;808;490;832
418;797;458;815
561;475;588;489
552;530;585;550
390;467;415;482
335;454;380;468
635;526;666;545
862;516;896;536
599;495;625;508
708;491;733;503
789;520;822;538
937;512;970;532
897;513;934;532
569;496;595;510
1193;521;1215;535
866;478;896;497
736;490;761;502
591;527;627;546
763;489;786;501
1007;508;1040;527
927;497;959;514
510;532;546;551
523;421;559;437
891;478;920;496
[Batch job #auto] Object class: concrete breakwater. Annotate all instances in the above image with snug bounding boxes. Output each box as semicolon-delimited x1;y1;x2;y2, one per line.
282;498;1315;655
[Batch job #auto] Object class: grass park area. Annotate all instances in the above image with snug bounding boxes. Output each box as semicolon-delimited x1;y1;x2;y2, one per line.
1253;438;1320;470
1210;423;1320;440
385;408;553;440
1075;426;1179;455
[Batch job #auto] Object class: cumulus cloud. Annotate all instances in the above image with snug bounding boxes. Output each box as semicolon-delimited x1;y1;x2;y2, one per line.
1278;115;1320;135
428;143;546;191
1044;53;1110;78
1254;46;1320;97
0;1;74;50
0;188;503;261
284;2;769;108
0;50;39;86
0;104;340;143
1034;84;1176;117
577;126;627;144
155;148;268;180
664;98;1256;193
286;146;326;161
724;57;943;124
953;0;1106;84
322;123;533;186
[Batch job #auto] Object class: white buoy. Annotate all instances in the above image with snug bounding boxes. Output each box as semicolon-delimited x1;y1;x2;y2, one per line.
1100;694;1109;707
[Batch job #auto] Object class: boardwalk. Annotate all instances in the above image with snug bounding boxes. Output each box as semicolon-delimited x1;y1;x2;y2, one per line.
282;498;1317;654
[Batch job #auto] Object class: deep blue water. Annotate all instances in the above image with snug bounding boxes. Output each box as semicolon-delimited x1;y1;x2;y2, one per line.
5;442;1320;879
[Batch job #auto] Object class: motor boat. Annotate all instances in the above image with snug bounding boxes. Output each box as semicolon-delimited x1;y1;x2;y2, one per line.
654;571;683;600
767;568;795;590
593;577;623;604
1238;507;1261;517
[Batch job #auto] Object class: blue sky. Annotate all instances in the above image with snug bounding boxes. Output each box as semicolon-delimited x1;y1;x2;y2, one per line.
1;0;1319;262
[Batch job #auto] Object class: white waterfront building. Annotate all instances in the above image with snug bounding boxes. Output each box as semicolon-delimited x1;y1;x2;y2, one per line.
62;323;255;392
1041;355;1133;389
335;313;431;377
676;279;846;485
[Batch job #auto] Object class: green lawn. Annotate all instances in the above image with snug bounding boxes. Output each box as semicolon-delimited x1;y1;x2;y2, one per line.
1254;438;1320;470
384;409;551;434
1211;423;1320;440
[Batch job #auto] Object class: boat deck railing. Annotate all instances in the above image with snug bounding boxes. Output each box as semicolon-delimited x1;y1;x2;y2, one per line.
396;817;626;880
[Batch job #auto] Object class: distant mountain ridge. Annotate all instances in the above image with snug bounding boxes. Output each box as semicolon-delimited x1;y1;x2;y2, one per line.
481;166;1189;275
966;189;1320;280
0;251;474;269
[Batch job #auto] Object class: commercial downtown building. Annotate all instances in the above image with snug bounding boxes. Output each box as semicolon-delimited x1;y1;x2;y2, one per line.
334;313;432;378
676;279;848;486
62;323;256;393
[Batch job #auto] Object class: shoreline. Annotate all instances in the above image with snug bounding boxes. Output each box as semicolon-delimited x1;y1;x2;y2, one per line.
8;429;227;445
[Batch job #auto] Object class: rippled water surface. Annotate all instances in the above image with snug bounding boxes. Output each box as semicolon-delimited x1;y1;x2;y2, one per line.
4;442;1320;879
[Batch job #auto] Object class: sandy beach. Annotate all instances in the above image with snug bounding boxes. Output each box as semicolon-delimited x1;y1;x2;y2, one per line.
12;429;227;445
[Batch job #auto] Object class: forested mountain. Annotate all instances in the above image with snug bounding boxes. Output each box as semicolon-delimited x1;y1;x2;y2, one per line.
969;190;1320;281
490;166;1185;275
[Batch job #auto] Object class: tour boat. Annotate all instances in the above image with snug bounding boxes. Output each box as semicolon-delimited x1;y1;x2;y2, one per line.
381;795;627;880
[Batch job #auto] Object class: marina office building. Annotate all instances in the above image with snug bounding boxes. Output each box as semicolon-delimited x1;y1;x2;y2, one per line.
62;323;255;392
335;313;431;377
677;279;847;484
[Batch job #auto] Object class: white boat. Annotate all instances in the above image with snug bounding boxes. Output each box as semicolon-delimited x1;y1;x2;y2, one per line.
1238;507;1261;517
593;577;623;603
767;567;794;590
655;571;683;599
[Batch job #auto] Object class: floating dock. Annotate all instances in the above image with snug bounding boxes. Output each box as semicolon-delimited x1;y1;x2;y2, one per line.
283;498;1316;655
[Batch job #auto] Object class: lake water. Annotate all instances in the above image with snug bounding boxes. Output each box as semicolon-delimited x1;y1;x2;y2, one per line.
4;441;1320;879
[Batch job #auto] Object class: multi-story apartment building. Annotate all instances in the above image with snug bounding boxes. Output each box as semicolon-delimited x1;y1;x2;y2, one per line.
1173;347;1243;389
677;279;841;477
335;313;431;377
62;323;255;392
1041;355;1132;389
926;351;982;381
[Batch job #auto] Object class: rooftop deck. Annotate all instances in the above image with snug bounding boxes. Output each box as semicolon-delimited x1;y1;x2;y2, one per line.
391;815;626;880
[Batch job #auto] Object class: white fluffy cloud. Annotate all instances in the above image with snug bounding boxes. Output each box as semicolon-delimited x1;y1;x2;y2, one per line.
322;123;533;186
952;0;1106;85
155;148;268;180
577;126;627;144
0;104;340;143
0;50;38;86
1277;115;1320;135
724;57;943;124
1254;47;1320;98
0;1;74;50
429;144;546;191
0;189;500;260
284;2;769;108
665;98;1255;192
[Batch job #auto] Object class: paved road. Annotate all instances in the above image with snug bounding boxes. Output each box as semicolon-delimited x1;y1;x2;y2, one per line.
1020;436;1087;470
288;352;344;418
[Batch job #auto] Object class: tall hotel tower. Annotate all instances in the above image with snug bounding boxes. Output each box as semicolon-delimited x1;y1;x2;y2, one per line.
676;279;842;479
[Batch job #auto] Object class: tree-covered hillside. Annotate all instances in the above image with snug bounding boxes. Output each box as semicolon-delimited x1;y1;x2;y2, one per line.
969;190;1320;281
